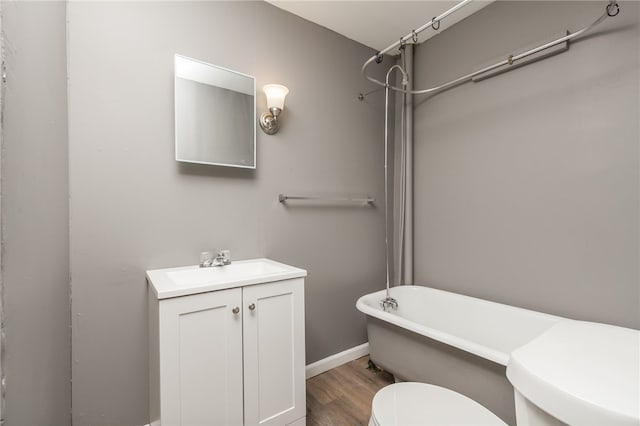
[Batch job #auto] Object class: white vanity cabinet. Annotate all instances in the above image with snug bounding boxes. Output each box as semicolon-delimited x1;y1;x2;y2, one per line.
147;259;307;426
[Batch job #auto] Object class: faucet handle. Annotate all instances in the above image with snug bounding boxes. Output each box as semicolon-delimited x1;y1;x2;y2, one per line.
200;251;214;267
218;250;231;264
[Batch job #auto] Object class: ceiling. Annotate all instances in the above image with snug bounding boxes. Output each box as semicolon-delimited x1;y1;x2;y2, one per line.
266;1;494;53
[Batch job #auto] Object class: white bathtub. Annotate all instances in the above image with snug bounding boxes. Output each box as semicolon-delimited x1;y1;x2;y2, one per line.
356;286;561;365
356;286;562;424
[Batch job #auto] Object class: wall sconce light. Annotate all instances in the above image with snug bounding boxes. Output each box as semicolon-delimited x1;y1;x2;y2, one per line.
259;84;289;135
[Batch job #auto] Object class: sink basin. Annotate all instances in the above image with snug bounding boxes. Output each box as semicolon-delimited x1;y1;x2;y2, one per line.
167;261;287;286
147;258;307;299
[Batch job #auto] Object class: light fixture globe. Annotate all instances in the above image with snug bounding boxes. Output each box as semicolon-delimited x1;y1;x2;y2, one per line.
263;84;289;109
260;84;289;135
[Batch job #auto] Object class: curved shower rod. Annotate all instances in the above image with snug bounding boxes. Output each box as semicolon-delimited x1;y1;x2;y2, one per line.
362;0;620;96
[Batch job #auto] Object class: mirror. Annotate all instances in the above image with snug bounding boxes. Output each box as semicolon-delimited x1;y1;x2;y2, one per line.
175;55;256;168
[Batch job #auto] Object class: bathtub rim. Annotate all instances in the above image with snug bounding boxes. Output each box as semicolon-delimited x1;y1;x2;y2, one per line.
356;285;563;366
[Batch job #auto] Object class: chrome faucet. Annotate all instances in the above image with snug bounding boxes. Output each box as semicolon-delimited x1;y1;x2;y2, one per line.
380;296;398;312
212;250;231;267
199;250;231;267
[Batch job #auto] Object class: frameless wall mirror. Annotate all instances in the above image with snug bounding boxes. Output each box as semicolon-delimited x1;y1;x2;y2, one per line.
175;55;256;168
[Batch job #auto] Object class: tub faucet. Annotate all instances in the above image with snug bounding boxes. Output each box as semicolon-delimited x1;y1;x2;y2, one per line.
381;296;398;312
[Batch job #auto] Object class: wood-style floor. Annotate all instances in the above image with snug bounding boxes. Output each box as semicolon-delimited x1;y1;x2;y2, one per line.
306;356;395;426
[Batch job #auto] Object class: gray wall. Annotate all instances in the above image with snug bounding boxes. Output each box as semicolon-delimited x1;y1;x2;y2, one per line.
413;1;639;328
67;2;387;424
1;2;71;425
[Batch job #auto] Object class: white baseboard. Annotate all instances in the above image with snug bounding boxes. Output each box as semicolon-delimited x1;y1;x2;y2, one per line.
305;342;369;379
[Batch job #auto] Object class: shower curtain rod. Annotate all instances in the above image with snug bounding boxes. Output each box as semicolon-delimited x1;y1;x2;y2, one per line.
362;0;620;96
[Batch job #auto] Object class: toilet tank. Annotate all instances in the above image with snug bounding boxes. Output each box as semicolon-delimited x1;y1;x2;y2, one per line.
507;320;640;426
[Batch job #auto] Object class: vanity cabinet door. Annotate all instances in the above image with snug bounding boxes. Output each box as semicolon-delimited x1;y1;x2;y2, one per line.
158;288;244;426
242;278;306;425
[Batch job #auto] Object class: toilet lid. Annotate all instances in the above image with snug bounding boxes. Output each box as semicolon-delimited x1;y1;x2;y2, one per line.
371;382;506;426
507;320;640;426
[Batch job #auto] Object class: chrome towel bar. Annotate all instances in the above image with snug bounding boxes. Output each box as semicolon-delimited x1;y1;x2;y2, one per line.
278;194;375;205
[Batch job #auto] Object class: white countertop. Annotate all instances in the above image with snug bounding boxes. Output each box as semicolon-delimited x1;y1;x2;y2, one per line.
146;258;307;299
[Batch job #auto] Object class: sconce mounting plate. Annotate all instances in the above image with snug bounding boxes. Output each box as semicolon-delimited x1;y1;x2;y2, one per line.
259;107;282;135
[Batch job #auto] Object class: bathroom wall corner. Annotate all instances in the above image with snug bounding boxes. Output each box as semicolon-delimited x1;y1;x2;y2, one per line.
0;1;71;425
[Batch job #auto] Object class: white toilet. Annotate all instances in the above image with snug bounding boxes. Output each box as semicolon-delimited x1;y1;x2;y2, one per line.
508;320;639;426
370;320;639;426
369;382;507;426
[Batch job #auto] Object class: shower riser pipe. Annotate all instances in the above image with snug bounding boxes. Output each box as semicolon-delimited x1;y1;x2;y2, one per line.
403;45;414;285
